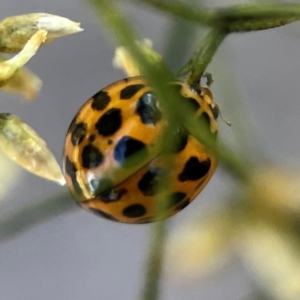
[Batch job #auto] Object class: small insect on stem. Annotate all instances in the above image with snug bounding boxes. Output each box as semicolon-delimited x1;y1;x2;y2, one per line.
63;76;220;224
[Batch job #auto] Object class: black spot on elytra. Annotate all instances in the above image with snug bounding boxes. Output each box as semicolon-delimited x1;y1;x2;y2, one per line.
91;90;111;110
64;156;83;196
178;156;211;182
81;144;104;169
167;192;187;208
67;117;77;134
95;108;122;136
88;207;119;221
108;139;113;145
123;204;146;218
136;92;162;125
70;122;87;146
168;127;188;153
138;167;165;196
89;134;96;143
176;198;190;210
113;136;147;166
98;188;128;203
120;84;145;99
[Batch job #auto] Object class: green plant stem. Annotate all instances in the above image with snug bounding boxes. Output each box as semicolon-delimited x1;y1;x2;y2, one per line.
141;220;167;300
218;3;300;32
185;29;226;86
162;7;201;73
177;30;216;77
136;0;217;27
0;191;75;242
137;1;300;32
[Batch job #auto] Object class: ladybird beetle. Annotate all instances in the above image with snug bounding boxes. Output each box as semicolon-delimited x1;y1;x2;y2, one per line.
63;76;219;224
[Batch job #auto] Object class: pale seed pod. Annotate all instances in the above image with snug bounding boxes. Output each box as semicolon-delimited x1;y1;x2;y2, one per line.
0;13;83;53
0;113;65;185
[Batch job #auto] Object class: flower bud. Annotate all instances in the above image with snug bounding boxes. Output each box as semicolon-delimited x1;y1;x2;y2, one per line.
0;13;83;53
0;113;65;185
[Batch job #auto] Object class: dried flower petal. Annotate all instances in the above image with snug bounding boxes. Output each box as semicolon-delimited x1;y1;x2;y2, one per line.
0;30;46;87
0;13;83;53
113;38;162;76
0;113;65;185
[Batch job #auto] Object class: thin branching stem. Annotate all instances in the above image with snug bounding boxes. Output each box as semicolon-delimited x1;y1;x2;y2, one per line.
141;219;167;300
0;191;75;242
135;0;217;27
137;1;300;31
177;30;217;77
185;29;225;86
